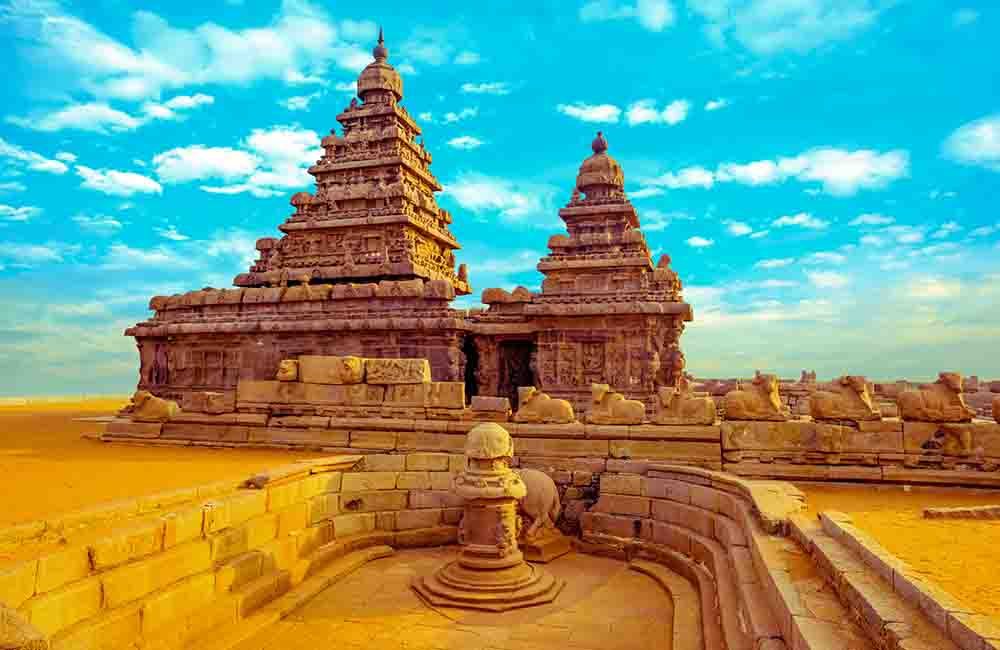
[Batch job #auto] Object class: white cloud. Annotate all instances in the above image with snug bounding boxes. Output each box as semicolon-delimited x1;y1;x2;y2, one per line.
629;187;665;199
8;93;215;134
806;270;850;289
153;146;259;183
754;258;795;269
772;212;829;229
454;51;481;65
557;103;621;123
72;214;123;235
0;204;42;222
54;151;77;163
686;236;714;248
625;99;690;126
803;251;846;265
334;81;356;94
725;221;753;236
579;0;677;32
749;230;769;239
641;147;908;196
642;209;687;232
907;276;962;299
0;182;27;193
0;241;80;264
0;137;69;174
475;250;544;275
705;98;729;111
969;223;1000;238
3;1;371;102
884;224;925;244
461;82;512;95
442;172;558;227
447;136;485;150
75;165;163;196
931;221;962;239
952;9;979;27
849;213;894;226
443;107;478;124
688;0;884;55
279;92;322;111
152;125;321;197
943;114;1000;172
155;226;190;241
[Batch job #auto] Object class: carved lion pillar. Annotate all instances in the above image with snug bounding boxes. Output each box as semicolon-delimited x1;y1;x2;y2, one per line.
473;336;499;397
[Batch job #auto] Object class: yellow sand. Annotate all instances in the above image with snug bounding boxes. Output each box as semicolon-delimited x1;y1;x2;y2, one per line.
797;483;1000;622
0;398;321;528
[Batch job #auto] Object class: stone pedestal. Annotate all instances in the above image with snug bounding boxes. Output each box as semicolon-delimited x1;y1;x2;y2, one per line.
412;423;564;611
520;530;572;563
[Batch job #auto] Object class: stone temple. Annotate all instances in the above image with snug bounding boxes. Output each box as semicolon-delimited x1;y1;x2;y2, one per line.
125;30;692;413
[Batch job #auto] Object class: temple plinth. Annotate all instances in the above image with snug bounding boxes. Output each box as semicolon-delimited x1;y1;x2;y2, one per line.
412;423;564;611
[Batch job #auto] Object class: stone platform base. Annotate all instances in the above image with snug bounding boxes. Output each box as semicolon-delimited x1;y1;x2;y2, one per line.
412;559;565;612
521;532;573;563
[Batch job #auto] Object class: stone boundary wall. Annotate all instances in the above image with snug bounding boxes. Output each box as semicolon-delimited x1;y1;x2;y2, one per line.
722;419;1000;487
577;463;818;650
0;453;465;650
815;511;1000;650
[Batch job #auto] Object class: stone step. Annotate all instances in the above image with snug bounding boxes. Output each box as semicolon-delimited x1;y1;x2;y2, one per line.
792;515;963;650
628;559;704;650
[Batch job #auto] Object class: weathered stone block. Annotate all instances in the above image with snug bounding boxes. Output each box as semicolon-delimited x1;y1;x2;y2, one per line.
339;490;408;513
364;358;431;384
249;427;347;446
304;472;343;496
0;560;37;608
307;494;339;524
396;431;467;452
394;526;458;548
298;355;365;385
276;502;310;537
22;576;103;637
470;396;510;413
142;572;215;636
385;383;431;407
342;472;397;492
629;424;721;441
214;552;263;594
408;490;465;509
641;477;691;502
236;380;309;405
332;513;377;537
105;418;162;438
609;440;720;462
53;601;143;650
593;494;651;517
349;430;397;450
600;473;642;496
161;422;249;443
405;453;451;471
34;546;90;595
89;520;165;570
580;512;639;539
514;438;609;458
430;472;456;490
359;454;405;472
396;509;442;530
208;526;248;564
396;471;431;490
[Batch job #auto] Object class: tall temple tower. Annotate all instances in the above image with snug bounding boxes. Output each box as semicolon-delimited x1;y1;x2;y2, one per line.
233;29;470;295
471;132;692;409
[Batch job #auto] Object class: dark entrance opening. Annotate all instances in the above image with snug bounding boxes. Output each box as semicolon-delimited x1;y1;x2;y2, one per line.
462;336;479;404
498;341;535;410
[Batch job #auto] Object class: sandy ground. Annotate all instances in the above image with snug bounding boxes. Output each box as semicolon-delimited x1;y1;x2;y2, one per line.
0;398;322;528
797;482;1000;622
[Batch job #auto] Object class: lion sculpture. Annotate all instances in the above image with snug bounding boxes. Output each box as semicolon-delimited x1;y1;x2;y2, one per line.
587;384;645;425
654;375;716;425
513;387;575;424
276;359;299;382
809;375;881;421
898;372;976;422
723;372;789;421
129;390;180;423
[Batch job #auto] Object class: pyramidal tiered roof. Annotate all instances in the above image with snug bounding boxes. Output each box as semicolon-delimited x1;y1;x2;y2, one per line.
234;30;471;295
530;132;692;317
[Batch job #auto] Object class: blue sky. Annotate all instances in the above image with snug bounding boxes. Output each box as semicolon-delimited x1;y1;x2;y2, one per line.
0;0;998;396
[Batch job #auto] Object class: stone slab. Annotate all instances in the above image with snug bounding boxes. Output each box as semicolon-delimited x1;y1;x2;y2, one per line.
298;356;365;385
609;440;721;462
629;424;721;441
105;418;162;438
364;358;431;384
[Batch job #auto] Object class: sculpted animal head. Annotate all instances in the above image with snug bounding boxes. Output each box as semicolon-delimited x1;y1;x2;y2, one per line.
591;384;611;403
132;390;152;407
939;372;963;393
752;373;782;410
518;386;538;405
276;359;299;381
339;356;364;381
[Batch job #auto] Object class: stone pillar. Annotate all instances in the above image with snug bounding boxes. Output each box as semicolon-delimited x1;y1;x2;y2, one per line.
412;422;564;611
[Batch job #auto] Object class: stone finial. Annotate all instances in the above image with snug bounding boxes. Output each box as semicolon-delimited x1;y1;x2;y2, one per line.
592;131;608;154
373;26;388;61
465;422;514;460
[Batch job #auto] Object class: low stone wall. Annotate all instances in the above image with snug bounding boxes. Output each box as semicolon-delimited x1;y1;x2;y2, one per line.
722;418;1000;486
807;511;999;650
0;453;466;650
577;463;818;650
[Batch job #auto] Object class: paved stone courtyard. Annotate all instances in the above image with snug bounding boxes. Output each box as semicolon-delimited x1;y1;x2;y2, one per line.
231;548;674;650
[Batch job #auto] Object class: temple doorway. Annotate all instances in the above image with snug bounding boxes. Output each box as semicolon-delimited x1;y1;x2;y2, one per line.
498;341;535;409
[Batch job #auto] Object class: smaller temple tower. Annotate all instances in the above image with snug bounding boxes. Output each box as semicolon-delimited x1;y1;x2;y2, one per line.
470;132;693;409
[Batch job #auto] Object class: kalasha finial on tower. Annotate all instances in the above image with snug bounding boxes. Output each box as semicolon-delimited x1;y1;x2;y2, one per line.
373;26;388;61
592;131;608;154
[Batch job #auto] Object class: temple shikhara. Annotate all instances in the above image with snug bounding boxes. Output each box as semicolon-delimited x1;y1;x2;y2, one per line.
6;30;1000;650
125;30;692;413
